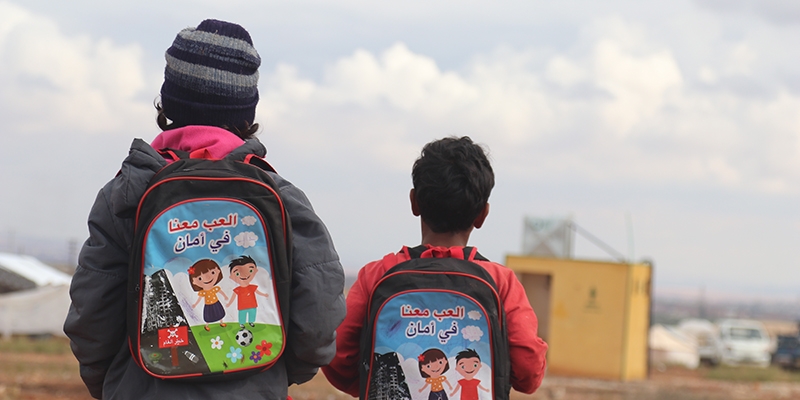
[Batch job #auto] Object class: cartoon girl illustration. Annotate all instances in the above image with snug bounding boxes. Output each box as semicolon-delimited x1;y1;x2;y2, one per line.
189;259;229;331
418;348;452;400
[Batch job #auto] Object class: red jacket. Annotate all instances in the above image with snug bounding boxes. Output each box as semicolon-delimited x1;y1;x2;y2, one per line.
322;245;548;396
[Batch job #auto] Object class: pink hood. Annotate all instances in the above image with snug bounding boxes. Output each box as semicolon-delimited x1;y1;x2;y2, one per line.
150;125;245;160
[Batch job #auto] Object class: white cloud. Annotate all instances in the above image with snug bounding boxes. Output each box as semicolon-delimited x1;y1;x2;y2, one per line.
325;44;473;111
461;325;484;342
234;231;259;248
0;1;152;135
546;56;587;87
258;43;556;171
256;21;800;195
593;38;683;135
698;66;718;84
726;43;758;76
706;156;741;185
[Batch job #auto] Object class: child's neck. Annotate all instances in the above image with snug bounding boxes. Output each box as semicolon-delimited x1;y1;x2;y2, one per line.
419;223;472;248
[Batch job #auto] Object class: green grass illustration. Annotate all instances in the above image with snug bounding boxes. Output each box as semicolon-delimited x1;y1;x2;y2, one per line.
190;323;283;373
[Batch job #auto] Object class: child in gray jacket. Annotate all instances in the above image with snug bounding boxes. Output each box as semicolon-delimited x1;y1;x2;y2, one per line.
63;19;345;400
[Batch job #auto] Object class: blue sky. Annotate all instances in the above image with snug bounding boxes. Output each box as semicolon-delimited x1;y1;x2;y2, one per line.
1;0;800;301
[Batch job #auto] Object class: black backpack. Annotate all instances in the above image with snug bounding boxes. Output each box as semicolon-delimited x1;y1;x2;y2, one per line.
359;246;510;400
127;149;291;381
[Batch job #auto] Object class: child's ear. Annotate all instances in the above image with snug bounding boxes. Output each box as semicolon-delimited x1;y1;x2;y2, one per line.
473;203;490;229
410;188;421;216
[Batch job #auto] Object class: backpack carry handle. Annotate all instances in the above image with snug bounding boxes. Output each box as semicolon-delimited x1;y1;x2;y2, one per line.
156;149;277;174
157;148;190;162
158;148;218;161
406;245;488;261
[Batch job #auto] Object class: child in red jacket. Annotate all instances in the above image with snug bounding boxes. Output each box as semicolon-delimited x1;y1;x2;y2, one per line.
322;136;548;398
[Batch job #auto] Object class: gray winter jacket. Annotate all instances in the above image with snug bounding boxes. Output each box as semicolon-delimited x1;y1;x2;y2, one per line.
63;138;346;399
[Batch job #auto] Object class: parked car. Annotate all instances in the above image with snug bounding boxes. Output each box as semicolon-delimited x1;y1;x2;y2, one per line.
715;319;771;367
772;335;800;369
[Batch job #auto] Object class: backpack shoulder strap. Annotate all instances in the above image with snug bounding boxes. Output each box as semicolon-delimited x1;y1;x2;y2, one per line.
242;154;277;173
406;245;427;259
469;247;490;262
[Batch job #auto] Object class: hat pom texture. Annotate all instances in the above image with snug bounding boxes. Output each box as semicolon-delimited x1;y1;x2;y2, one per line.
161;19;261;129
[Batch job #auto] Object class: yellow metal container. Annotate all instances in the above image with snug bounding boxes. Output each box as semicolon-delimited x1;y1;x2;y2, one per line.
506;255;652;381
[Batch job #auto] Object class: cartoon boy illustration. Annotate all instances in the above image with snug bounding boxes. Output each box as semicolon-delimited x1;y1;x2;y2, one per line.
449;349;489;400
188;259;229;331
225;255;269;328
418;348;452;400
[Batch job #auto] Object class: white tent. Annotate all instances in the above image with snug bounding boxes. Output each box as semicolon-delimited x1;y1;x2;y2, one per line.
0;253;72;338
677;318;721;364
649;324;700;369
0;252;71;288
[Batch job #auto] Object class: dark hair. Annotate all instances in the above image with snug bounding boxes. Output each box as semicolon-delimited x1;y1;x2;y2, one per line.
418;348;449;377
229;255;257;271
412;136;494;233
155;101;260;140
187;259;223;291
456;348;480;362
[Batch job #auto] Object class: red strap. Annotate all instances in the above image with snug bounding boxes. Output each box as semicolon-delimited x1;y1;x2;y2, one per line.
189;148;214;159
411;245;474;260
464;246;478;260
158;149;182;162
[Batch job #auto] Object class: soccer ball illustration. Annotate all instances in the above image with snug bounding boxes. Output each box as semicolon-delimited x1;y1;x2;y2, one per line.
235;328;253;347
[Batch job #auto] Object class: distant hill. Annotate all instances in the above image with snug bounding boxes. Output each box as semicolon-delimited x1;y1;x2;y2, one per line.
653;294;800;325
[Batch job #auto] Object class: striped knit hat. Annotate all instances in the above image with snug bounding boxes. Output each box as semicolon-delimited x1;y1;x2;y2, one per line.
160;19;261;130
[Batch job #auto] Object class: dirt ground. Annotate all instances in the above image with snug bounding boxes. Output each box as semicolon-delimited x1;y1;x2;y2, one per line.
292;369;800;400
4;342;800;400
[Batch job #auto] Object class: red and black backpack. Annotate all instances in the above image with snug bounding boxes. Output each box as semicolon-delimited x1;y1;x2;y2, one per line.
359;246;511;400
126;149;291;381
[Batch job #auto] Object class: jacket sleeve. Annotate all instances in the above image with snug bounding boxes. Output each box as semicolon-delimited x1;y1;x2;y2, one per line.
501;271;548;393
63;184;132;399
321;264;374;397
277;179;346;385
